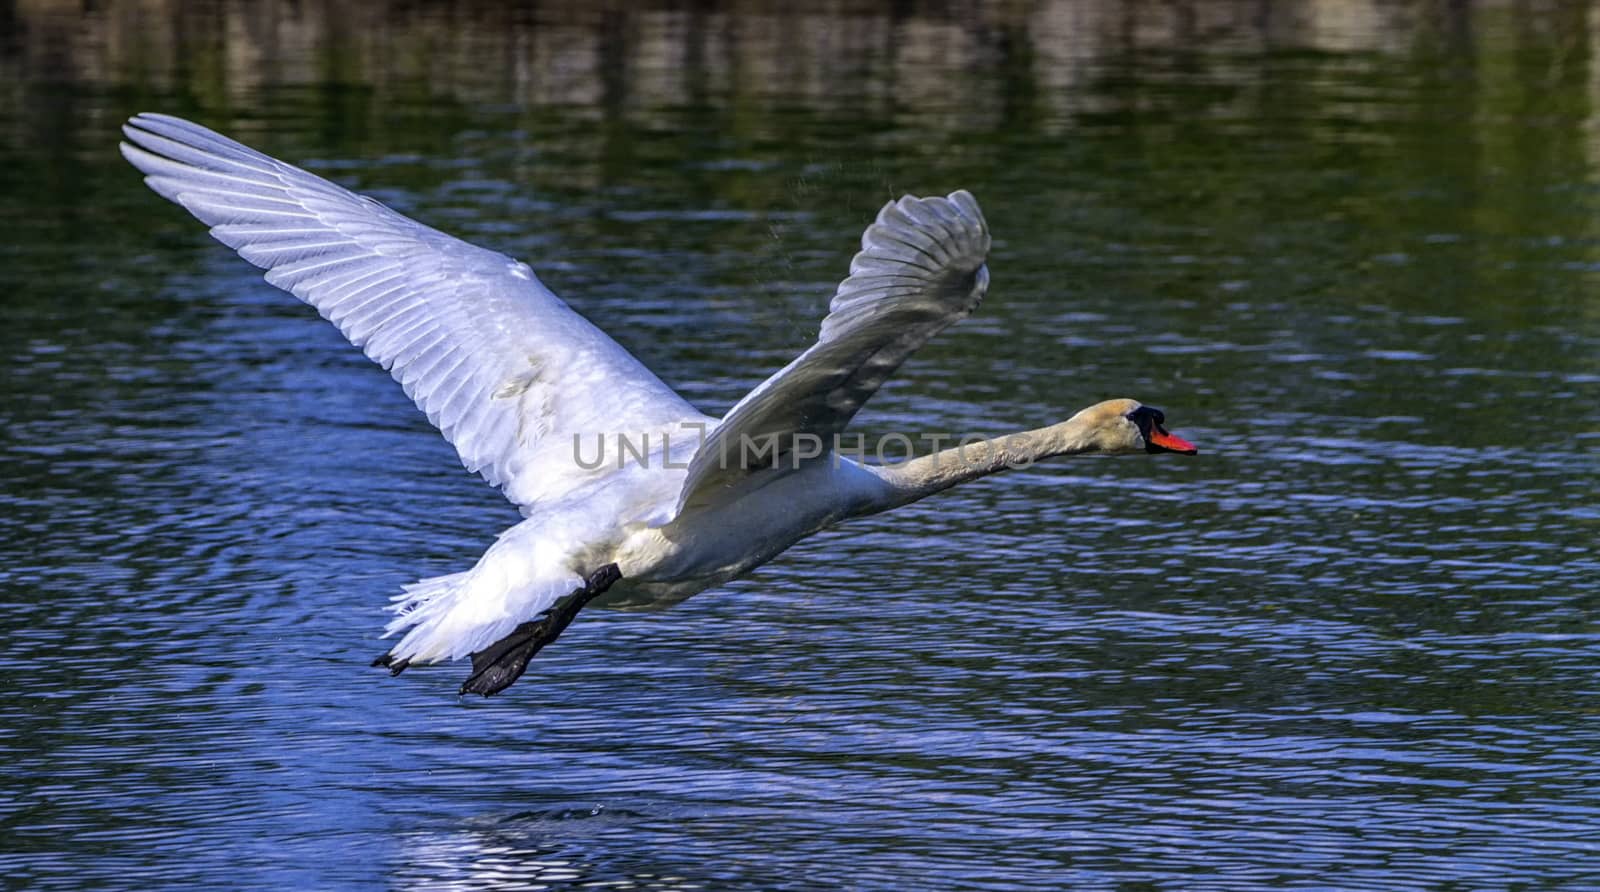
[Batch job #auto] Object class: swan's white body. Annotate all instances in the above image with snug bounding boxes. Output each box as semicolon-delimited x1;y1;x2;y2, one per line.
121;114;1194;686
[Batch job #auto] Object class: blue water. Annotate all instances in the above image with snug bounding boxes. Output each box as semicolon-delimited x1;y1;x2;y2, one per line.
2;2;1597;888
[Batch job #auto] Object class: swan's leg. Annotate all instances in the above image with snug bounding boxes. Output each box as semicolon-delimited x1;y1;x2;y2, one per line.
458;563;622;698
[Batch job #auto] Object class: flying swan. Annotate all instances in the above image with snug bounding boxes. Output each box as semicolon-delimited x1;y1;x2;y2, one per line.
121;114;1199;697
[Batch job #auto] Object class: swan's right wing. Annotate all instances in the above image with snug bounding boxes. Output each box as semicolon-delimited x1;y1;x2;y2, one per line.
676;190;990;512
121;114;701;510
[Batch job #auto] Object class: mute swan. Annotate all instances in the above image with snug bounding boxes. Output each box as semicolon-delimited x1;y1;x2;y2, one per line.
121;114;1199;696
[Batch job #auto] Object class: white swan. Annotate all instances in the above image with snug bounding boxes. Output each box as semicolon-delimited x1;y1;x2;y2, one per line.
121;114;1199;696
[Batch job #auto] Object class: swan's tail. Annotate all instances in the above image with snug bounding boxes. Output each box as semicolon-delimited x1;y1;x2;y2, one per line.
373;517;595;673
376;561;582;669
375;571;484;668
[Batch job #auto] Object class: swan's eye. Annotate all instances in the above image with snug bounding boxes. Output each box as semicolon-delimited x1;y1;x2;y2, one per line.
1127;406;1165;431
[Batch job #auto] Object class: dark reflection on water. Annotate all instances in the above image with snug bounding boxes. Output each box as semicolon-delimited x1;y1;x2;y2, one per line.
2;1;1598;889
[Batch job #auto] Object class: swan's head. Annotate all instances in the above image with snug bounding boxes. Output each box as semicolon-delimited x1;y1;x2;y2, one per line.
1071;398;1199;455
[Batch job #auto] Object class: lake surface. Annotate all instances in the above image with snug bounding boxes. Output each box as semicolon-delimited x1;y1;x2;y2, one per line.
2;1;1597;888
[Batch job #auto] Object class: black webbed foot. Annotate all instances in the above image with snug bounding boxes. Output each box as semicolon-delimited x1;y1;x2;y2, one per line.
372;653;410;676
458;563;621;698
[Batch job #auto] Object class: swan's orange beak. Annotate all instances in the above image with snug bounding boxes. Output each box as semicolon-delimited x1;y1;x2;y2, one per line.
1131;405;1199;455
1147;428;1198;455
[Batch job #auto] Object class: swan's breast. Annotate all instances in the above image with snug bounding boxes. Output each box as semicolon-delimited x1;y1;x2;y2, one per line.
602;458;886;607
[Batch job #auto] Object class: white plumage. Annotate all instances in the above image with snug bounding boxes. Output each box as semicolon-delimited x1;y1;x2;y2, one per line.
122;114;1196;695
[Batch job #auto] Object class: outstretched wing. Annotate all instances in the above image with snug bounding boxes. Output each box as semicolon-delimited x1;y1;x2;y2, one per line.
677;190;990;512
121;113;701;510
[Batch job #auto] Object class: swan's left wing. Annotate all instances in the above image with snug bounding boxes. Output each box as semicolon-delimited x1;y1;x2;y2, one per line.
120;114;703;511
676;190;990;512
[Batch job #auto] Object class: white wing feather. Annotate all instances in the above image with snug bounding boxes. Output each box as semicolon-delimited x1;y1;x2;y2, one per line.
677;190;990;511
120;113;700;511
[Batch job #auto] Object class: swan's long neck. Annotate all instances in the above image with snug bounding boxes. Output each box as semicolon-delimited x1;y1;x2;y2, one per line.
864;415;1108;514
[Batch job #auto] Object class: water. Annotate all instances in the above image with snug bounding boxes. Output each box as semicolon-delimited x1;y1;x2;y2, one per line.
2;2;1597;888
